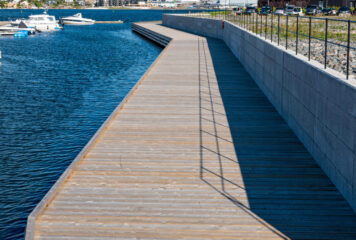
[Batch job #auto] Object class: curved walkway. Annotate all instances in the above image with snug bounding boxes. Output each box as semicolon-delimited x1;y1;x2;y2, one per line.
26;22;356;240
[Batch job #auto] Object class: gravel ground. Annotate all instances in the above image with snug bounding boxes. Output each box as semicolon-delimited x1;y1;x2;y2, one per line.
188;14;356;77
276;37;356;76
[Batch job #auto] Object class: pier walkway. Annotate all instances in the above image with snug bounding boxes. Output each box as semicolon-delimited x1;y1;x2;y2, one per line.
26;22;356;239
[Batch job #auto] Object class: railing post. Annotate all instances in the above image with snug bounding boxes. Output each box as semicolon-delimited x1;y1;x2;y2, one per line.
286;15;288;49
265;14;267;39
278;14;280;45
296;15;299;55
271;13;273;42
260;13;262;36
324;18;328;69
244;13;245;28
224;5;226;21
260;15;262;37
246;13;248;29
255;13;256;32
308;17;311;61
255;13;258;34
249;14;251;31
346;20;351;80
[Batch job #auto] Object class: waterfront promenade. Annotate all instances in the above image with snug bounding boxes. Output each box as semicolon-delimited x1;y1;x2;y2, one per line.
26;22;356;239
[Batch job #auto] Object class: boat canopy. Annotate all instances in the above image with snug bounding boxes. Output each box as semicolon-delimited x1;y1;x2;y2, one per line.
73;13;83;18
18;21;28;28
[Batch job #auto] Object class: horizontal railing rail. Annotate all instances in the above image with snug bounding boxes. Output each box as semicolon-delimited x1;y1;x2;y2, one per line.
182;10;355;80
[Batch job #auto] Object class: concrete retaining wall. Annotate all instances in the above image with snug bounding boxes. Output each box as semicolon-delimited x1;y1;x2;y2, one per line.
163;14;356;212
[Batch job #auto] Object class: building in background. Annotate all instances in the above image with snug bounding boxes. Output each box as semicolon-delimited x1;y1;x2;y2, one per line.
97;0;140;6
324;0;356;7
96;0;355;7
208;0;257;7
258;0;356;7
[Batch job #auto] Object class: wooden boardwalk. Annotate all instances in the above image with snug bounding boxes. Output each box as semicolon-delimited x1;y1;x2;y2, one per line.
26;22;356;240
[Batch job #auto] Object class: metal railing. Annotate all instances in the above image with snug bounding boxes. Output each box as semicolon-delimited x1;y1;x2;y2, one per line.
186;11;356;80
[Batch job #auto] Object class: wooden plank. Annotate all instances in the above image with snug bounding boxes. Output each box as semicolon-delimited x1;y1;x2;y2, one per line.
25;21;356;240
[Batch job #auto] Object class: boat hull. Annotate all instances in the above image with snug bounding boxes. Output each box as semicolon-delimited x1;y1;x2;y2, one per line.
62;20;95;25
35;25;62;32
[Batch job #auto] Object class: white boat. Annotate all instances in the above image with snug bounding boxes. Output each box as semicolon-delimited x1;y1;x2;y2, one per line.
0;22;36;36
10;10;62;32
60;13;95;25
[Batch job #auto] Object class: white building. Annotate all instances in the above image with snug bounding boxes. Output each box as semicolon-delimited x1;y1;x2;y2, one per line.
207;0;257;6
180;0;200;3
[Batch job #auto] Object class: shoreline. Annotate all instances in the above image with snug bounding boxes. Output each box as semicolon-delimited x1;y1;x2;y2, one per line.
0;7;207;10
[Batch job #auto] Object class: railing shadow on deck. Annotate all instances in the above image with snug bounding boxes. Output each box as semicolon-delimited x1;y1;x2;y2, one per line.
198;37;356;239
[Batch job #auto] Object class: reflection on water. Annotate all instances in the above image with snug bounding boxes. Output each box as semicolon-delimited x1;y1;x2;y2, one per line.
0;10;165;239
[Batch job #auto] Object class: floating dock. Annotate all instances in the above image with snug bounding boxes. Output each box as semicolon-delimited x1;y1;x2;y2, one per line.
26;21;356;239
95;20;123;24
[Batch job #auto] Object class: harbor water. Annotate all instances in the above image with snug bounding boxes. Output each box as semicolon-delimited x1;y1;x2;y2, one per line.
0;9;194;239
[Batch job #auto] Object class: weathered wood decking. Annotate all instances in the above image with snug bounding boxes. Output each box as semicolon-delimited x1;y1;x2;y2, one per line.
26;22;356;239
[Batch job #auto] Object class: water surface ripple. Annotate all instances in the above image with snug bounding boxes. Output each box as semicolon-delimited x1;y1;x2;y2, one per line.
0;9;188;239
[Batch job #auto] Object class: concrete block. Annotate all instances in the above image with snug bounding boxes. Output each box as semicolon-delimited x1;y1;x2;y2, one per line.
272;81;283;114
301;106;316;140
272;62;283;84
315;123;354;183
282;52;293;73
299;127;314;156
312;142;327;168
264;42;283;65
262;55;274;76
318;74;356;119
284;72;316;115
316;97;355;151
281;82;291;121
286;54;307;78
300;62;319;88
255;37;265;53
287;93;315;140
248;33;257;48
285;107;302;140
282;69;295;90
255;61;264;84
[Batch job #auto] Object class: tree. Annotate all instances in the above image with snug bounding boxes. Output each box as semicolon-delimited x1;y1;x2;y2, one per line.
0;1;6;8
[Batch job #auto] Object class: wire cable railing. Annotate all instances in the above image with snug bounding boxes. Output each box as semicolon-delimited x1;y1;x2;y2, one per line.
184;11;356;80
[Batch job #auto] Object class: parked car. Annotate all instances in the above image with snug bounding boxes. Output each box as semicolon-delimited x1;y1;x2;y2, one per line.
244;6;258;15
232;7;243;15
330;8;337;15
285;5;295;15
260;6;271;15
275;8;285;15
338;6;351;16
305;5;319;15
291;7;303;16
322;7;337;15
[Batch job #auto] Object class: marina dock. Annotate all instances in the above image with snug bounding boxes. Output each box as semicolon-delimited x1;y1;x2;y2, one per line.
0;20;123;26
26;21;356;239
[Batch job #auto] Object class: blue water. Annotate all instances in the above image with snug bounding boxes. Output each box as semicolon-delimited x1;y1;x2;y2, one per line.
0;9;196;240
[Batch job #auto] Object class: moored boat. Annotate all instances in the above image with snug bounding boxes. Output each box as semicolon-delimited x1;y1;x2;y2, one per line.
60;13;95;25
0;21;36;37
10;10;62;32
